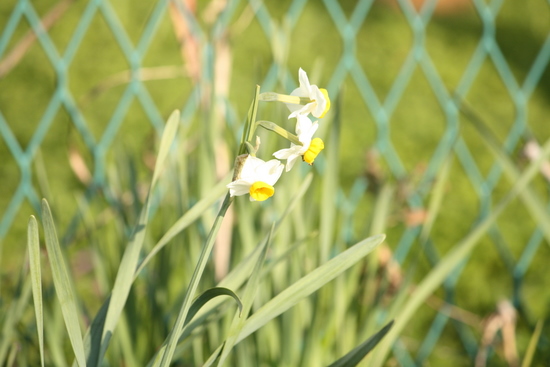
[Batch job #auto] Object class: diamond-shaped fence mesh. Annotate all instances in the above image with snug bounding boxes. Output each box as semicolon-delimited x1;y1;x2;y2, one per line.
1;0;550;364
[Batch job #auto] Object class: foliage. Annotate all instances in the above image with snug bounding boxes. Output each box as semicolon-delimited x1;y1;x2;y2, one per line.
1;0;550;366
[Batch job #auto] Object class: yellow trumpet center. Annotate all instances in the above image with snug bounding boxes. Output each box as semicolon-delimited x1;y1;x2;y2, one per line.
303;138;325;165
318;88;331;118
249;181;275;201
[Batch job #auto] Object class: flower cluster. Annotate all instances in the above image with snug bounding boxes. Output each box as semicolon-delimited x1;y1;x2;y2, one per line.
227;68;330;201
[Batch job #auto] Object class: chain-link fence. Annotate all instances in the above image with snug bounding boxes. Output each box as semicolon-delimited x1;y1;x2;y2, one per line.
1;0;549;365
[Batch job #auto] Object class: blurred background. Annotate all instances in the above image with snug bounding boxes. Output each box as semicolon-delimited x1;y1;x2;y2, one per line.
1;0;550;365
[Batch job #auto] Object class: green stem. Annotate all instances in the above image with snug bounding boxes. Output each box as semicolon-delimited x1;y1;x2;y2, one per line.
256;120;303;146
238;86;261;156
259;92;311;105
156;193;234;366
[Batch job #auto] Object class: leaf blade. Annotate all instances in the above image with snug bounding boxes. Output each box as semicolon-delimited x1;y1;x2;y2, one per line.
216;224;274;366
28;215;45;367
370;136;550;366
42;199;86;367
185;287;243;325
328;320;394;367
85;110;180;366
235;234;386;344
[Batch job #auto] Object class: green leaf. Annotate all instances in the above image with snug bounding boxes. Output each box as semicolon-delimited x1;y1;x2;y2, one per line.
156;194;234;367
240;85;261;154
146;173;314;367
42;199;86;367
186;287;243;325
80;110;180;366
134;174;230;278
521;320;544;367
419;156;452;244
465;111;550;248
320;90;340;263
328;320;394;367
152;110;181;186
82;178;227;367
234;234;386;344
216;224;274;366
202;344;224;367
370;136;550;366
27;216;45;367
0;276;32;364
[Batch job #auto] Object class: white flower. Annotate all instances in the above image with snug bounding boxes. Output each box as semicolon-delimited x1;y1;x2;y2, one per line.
273;114;325;172
227;155;284;201
286;68;330;119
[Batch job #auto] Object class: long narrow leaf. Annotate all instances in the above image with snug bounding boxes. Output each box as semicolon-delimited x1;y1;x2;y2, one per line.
320;91;340;263
27;216;45;367
234;234;386;344
521;320;544;367
217;224;274;366
135;173;230;278
328;320;394;367
45;305;70;366
419;156;452;244
240;85;261;155
42;199;86;367
86;109;180;366
370;136;550;366
203;344;224;367
466;112;550;247
80;177;227;366
0;278;32;364
146;173;314;366
186;287;243;325
156;194;234;367
152;110;182;186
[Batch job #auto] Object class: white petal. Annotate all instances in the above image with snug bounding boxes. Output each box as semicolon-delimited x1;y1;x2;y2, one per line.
310;86;327;118
228;156;283;198
298;68;312;95
285;154;300;172
288;106;310;119
299;122;318;144
286;69;319;117
290;87;307;99
273;148;295;160
257;159;281;176
295;115;313;136
260;159;284;185
226;180;252;196
239;156;265;180
273;145;302;159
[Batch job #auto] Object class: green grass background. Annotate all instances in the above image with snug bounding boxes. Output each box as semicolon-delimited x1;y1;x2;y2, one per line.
1;0;550;365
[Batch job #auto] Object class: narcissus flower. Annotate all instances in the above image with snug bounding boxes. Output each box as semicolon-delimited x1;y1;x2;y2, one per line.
273;114;325;172
286;68;330;119
227;155;284;201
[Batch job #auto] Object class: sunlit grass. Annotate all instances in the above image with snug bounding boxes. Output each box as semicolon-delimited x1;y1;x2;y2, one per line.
1;0;549;365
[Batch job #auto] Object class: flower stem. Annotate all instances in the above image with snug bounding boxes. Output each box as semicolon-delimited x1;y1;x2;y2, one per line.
156;193;234;366
259;92;311;105
239;85;261;156
256;120;303;146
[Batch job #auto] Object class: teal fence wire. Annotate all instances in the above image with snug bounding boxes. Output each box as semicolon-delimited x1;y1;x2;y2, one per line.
1;0;550;365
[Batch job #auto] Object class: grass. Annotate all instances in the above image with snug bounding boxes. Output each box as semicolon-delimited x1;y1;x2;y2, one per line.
1;0;550;365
